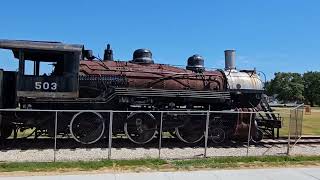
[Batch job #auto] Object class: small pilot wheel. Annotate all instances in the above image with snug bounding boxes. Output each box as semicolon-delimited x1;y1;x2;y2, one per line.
69;112;105;144
124;112;157;144
209;127;225;144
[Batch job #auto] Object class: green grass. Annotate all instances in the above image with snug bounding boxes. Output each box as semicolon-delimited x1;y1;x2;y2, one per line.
273;107;320;136
172;156;320;169
0;159;167;172
301;110;320;135
1;156;320;173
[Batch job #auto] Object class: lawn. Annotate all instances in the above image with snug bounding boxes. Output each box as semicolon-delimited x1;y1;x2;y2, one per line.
300;109;320;135
273;107;320;136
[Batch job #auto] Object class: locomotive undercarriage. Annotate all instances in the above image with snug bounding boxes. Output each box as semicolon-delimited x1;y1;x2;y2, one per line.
0;93;264;145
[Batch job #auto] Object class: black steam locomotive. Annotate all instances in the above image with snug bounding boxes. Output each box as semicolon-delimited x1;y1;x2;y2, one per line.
0;40;281;145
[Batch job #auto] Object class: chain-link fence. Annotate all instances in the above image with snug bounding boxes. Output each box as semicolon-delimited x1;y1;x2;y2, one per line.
0;106;305;162
287;104;304;155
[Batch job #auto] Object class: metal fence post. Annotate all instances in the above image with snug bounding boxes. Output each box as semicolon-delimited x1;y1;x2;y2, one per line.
204;111;210;158
54;111;58;162
158;112;163;159
287;110;292;155
295;109;298;141
246;113;253;156
300;109;303;136
0;111;2;138
108;111;113;160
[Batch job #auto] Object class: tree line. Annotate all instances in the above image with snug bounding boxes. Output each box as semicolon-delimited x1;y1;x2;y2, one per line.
265;71;320;106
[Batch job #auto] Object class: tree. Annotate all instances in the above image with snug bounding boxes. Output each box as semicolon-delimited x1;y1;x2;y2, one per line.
264;81;273;96
266;72;304;103
303;71;320;106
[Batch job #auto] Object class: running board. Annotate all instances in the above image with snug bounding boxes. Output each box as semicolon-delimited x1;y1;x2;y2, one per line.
112;88;231;100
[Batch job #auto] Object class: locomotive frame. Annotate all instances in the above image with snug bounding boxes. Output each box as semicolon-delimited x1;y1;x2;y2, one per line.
0;39;281;145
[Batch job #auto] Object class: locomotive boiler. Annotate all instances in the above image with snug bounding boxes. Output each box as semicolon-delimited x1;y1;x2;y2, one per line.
0;39;281;145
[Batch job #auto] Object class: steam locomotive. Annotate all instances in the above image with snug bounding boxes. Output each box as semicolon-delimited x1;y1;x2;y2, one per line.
0;40;281;145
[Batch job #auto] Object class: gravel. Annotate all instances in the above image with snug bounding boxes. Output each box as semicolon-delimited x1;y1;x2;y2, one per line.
0;150;55;162
1;144;320;162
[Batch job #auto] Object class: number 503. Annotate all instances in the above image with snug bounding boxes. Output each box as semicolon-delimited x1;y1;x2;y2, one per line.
35;82;57;90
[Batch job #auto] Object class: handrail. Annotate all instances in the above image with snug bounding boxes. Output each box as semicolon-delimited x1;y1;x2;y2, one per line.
290;103;304;110
0;108;288;115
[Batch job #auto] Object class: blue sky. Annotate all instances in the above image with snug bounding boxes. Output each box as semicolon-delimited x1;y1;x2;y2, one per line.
0;0;319;79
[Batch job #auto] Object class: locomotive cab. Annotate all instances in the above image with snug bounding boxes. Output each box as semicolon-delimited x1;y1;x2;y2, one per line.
0;40;83;101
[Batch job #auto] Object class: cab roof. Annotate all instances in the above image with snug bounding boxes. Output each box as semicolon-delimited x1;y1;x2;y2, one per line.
0;39;84;61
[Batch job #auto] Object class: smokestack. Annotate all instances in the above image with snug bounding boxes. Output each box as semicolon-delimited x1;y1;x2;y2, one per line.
103;44;113;61
224;49;236;70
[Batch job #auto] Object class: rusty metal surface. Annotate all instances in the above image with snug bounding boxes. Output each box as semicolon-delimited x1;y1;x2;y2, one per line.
234;108;256;139
224;70;264;90
79;60;226;91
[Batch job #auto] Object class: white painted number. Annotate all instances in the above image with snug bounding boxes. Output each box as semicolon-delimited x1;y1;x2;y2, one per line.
51;82;57;90
35;82;41;90
43;82;50;90
34;82;58;91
